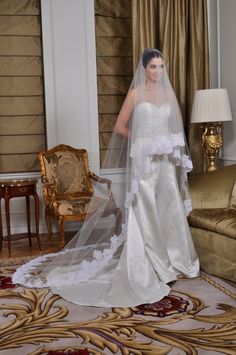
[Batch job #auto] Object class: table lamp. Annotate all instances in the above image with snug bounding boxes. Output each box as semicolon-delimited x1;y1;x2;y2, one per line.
191;88;232;172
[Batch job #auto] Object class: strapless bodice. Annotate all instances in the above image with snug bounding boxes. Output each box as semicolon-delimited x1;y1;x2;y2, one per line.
133;102;171;138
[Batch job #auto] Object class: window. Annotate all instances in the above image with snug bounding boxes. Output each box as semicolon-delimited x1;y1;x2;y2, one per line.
0;0;46;173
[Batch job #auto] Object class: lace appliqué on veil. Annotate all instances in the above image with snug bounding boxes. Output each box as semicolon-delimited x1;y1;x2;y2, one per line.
12;224;127;288
183;199;192;216
127;132;192;215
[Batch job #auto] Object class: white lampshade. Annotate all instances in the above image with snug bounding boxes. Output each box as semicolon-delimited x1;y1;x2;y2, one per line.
191;88;233;123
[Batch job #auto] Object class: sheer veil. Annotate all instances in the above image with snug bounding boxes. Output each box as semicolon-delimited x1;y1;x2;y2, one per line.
13;49;193;304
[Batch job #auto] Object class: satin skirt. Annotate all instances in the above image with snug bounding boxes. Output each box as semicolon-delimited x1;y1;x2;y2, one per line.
49;156;199;307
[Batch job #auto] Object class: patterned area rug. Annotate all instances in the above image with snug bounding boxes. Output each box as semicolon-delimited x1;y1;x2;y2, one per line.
0;257;235;355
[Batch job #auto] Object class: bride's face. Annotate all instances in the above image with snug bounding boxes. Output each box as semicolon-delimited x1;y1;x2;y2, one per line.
146;57;164;83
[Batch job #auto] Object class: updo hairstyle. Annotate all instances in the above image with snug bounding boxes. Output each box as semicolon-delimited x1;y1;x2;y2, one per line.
142;48;163;68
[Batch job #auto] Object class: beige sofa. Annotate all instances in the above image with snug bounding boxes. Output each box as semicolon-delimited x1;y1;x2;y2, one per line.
188;164;236;283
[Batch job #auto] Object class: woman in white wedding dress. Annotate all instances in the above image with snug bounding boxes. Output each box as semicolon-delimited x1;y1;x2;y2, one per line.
13;49;199;307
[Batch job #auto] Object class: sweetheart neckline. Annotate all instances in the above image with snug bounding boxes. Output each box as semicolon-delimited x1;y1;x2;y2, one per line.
135;102;170;110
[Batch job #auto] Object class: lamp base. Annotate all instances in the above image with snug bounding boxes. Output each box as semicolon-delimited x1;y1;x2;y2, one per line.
206;161;218;172
202;124;223;172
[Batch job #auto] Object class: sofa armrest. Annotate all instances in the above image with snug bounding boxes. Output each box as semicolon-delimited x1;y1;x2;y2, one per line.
189;164;236;209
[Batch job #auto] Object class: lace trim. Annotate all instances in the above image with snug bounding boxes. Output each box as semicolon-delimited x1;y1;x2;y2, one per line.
130;133;186;159
130;134;192;174
126;133;193;215
171;133;185;146
12;224;127;288
183;199;192;216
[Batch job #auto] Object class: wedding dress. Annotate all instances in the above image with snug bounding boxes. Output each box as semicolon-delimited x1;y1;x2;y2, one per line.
13;100;199;308
12;49;199;307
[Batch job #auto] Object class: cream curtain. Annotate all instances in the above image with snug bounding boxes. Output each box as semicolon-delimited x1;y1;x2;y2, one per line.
0;0;46;173
132;0;209;174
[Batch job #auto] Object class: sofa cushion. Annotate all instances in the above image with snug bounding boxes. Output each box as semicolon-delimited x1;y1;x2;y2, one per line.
188;208;236;240
190;227;236;282
229;180;236;209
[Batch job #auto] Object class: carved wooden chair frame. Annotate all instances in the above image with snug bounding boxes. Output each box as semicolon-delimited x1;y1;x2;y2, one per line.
39;144;122;247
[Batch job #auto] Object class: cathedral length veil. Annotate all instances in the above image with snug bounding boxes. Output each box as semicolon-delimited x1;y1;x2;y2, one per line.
13;49;196;307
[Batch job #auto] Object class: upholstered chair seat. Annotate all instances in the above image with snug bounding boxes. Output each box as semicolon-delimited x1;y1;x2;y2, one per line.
57;196;118;217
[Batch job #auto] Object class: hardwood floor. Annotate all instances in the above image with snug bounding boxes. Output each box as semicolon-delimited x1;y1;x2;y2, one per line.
0;231;75;260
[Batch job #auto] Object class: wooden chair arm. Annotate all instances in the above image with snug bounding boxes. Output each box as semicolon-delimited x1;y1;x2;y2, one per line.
89;171;114;200
41;176;55;188
41;181;60;216
89;171;111;184
41;176;57;201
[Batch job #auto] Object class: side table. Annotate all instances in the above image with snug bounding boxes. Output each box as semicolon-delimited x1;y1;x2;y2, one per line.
0;179;42;256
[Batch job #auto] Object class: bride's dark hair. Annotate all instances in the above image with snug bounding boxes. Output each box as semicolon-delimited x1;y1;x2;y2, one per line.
142;48;163;68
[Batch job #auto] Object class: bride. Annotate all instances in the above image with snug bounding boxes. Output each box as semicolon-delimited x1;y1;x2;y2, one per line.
13;48;199;307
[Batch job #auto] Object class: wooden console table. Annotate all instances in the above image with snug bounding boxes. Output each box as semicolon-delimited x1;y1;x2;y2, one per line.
0;179;42;256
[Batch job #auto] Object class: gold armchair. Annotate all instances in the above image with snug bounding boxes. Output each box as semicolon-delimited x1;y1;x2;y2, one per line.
39;144;122;247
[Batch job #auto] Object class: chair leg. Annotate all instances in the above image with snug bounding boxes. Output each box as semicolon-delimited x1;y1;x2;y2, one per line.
45;206;52;240
59;217;65;248
115;208;122;236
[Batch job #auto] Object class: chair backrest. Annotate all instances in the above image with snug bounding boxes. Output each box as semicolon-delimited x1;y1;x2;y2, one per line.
39;144;94;198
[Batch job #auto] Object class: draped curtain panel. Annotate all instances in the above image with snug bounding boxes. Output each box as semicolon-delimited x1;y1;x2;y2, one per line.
132;0;210;174
0;0;46;173
94;0;132;166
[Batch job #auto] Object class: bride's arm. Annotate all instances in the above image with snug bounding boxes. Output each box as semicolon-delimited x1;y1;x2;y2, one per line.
114;89;135;138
